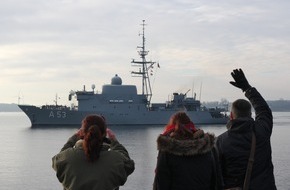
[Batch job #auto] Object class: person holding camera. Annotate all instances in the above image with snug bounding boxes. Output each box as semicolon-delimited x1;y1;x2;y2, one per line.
52;114;135;190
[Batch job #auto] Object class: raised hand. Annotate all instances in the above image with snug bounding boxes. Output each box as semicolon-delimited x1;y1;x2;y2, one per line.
230;69;251;92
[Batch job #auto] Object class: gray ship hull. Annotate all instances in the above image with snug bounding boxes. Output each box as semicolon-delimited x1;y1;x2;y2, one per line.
19;105;228;127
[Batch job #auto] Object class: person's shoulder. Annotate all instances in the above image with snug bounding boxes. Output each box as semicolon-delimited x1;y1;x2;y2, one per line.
53;147;75;164
100;149;128;162
218;130;228;138
61;147;78;158
217;131;229;143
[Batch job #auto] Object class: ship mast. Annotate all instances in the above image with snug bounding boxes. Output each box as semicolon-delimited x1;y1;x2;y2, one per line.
131;20;156;105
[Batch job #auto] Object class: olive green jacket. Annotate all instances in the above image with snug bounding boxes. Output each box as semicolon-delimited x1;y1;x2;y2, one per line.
52;136;135;190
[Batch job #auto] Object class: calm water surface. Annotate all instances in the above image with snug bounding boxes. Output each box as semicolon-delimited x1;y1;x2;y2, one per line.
0;112;289;190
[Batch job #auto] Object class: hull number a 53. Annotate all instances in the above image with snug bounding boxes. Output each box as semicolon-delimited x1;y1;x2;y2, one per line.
49;111;67;118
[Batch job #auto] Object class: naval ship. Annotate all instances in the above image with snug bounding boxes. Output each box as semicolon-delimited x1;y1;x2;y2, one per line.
19;21;228;127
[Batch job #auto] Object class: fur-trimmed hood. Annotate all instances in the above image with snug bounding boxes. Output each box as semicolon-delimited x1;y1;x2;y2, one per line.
157;130;215;156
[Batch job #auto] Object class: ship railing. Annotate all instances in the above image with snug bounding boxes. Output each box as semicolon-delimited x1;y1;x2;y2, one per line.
41;105;70;110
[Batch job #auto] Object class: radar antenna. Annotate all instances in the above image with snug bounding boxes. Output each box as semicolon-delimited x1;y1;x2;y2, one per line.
131;20;156;105
54;94;60;106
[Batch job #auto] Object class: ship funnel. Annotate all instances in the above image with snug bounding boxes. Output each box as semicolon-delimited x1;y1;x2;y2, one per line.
69;90;75;101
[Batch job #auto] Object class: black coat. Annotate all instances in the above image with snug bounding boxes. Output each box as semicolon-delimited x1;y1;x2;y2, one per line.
154;130;222;190
216;87;277;190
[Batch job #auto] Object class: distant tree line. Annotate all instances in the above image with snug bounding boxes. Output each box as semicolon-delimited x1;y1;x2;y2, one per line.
267;99;290;112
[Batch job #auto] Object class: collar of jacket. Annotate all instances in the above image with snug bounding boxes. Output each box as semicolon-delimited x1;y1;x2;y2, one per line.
157;130;215;156
74;139;111;151
226;117;254;132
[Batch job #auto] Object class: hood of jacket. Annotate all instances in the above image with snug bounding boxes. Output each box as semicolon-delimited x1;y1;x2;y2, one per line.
157;130;215;156
74;139;111;151
226;117;254;133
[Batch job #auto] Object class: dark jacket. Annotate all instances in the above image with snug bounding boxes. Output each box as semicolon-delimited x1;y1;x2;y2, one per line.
216;87;276;189
52;135;135;190
154;130;222;190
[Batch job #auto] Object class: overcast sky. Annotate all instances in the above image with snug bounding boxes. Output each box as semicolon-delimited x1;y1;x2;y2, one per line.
1;0;290;106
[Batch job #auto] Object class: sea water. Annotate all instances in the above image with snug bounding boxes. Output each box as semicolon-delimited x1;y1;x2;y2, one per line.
0;112;289;190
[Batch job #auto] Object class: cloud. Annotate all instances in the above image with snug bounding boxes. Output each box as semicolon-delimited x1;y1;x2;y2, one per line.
1;0;290;105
